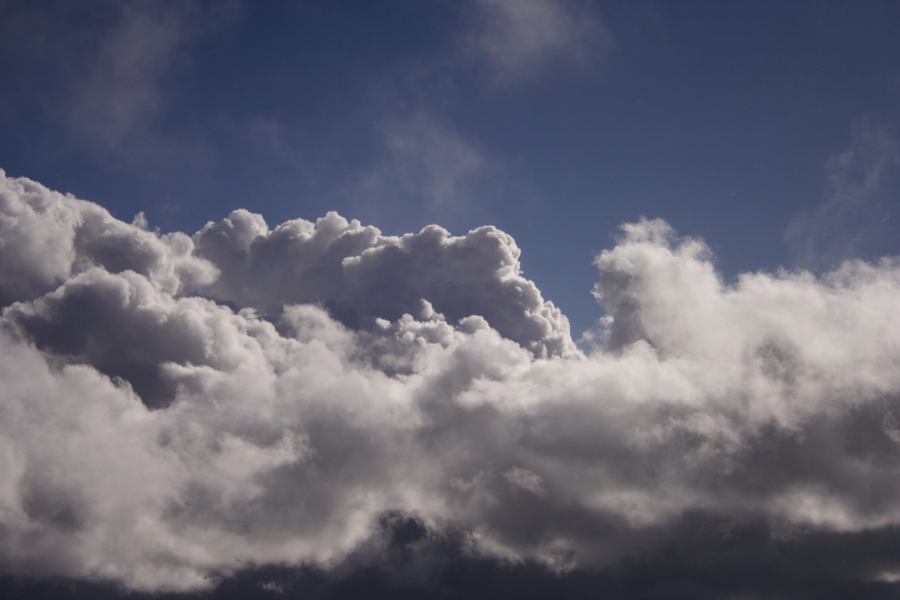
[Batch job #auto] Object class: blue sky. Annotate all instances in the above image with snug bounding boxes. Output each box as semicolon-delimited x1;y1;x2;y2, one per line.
2;0;899;335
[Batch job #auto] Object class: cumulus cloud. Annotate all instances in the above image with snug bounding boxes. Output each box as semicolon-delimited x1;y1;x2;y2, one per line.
463;0;614;86
0;169;216;307
2;170;900;594
192;203;574;358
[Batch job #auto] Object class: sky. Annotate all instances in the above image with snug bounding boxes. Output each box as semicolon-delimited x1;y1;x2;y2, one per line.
3;1;900;599
3;0;899;335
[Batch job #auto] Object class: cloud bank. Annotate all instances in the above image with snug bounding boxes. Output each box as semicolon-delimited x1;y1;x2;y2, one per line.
2;170;900;594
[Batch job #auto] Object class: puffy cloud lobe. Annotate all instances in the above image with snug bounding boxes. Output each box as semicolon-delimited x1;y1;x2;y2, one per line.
0;279;423;590
2;172;900;593
0;170;216;307
5;267;277;408
193;209;576;357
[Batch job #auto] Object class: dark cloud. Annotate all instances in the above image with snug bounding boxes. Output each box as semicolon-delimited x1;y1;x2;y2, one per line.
5;513;900;600
2;170;900;597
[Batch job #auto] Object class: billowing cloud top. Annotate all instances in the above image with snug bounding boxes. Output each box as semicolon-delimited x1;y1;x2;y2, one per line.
2;169;900;593
192;208;575;358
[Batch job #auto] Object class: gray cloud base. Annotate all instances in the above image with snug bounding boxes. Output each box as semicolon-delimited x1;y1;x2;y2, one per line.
2;170;900;591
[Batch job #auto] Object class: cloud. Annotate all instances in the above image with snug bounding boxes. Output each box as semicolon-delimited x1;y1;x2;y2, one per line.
2;170;900;594
191;200;573;358
786;121;900;270
463;0;614;86
0;169;216;307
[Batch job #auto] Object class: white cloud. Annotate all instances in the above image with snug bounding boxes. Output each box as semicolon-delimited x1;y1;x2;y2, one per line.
191;199;574;358
3;170;900;591
0;169;216;307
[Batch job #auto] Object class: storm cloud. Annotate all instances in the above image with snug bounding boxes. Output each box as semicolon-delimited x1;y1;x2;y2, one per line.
2;170;900;595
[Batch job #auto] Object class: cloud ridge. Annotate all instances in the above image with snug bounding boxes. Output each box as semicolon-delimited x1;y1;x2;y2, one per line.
2;170;900;592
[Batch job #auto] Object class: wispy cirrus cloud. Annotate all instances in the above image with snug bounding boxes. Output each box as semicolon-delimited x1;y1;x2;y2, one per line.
0;0;237;159
786;121;900;270
462;0;614;87
64;2;197;150
349;112;492;216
